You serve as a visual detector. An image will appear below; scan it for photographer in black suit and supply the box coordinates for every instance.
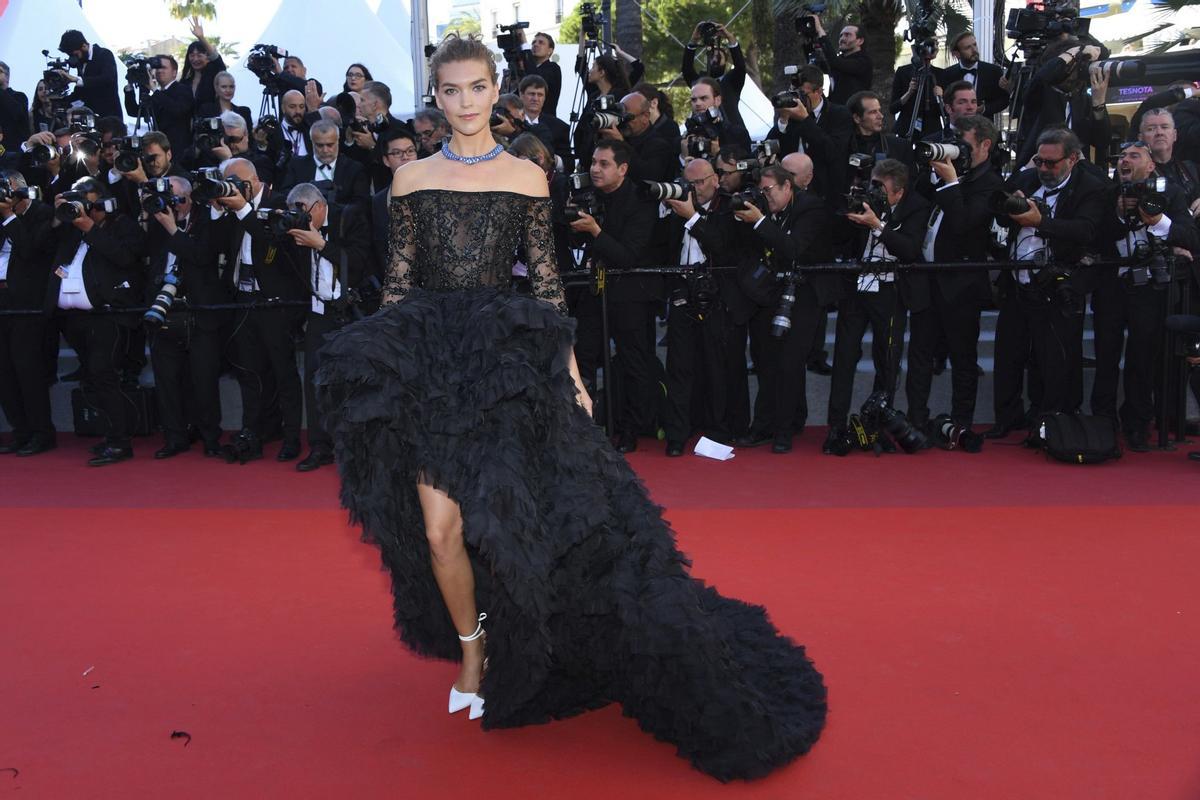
[0,170,55,456]
[520,75,572,173]
[907,114,1004,434]
[517,30,564,118]
[824,158,929,454]
[1139,107,1200,213]
[1091,141,1200,451]
[200,110,277,187]
[567,140,658,452]
[1014,39,1112,168]
[734,162,837,454]
[209,157,306,463]
[370,128,419,275]
[657,158,743,455]
[891,42,946,140]
[682,78,751,161]
[682,22,748,138]
[0,63,30,146]
[280,182,372,471]
[990,128,1108,437]
[843,92,913,183]
[277,119,368,207]
[46,176,145,465]
[809,16,873,106]
[591,91,680,183]
[124,55,194,155]
[938,33,1009,119]
[143,175,228,459]
[768,64,853,204]
[107,131,187,219]
[56,30,122,120]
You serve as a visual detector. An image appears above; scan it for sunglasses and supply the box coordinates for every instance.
[1120,140,1150,151]
[1032,155,1067,168]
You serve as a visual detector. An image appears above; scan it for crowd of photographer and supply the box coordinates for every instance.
[1,7,1199,467]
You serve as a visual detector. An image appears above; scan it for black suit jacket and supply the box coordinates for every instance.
[579,178,658,302]
[72,45,122,119]
[1002,165,1109,295]
[209,201,307,303]
[682,42,748,133]
[771,101,854,203]
[938,61,1010,118]
[1015,58,1109,167]
[195,101,253,131]
[890,63,946,139]
[626,117,682,183]
[748,192,840,310]
[816,41,873,106]
[658,193,751,318]
[45,213,145,320]
[848,190,932,311]
[1098,180,1200,262]
[0,87,31,145]
[527,115,573,174]
[125,81,195,156]
[143,212,231,330]
[275,202,373,312]
[520,54,564,119]
[0,202,54,310]
[927,162,1005,302]
[370,186,390,280]
[276,155,369,207]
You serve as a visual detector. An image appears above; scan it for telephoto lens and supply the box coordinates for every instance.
[989,190,1031,216]
[143,273,180,329]
[930,414,983,453]
[771,279,797,337]
[642,180,691,202]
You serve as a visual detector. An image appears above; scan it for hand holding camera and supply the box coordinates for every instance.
[567,210,601,237]
[1006,191,1043,228]
[54,194,94,233]
[846,203,883,231]
[285,217,326,251]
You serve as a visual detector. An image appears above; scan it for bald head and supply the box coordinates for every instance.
[281,90,306,126]
[781,153,814,190]
[619,92,651,137]
[683,157,717,205]
[221,157,261,197]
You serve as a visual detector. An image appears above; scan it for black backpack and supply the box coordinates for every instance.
[1034,412,1123,464]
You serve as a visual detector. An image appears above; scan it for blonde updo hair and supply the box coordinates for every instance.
[430,33,499,89]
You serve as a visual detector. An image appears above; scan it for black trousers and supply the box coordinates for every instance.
[827,284,905,428]
[149,317,223,447]
[664,297,740,443]
[303,311,345,451]
[568,286,603,392]
[230,294,303,442]
[61,313,132,448]
[748,284,821,437]
[1091,273,1167,434]
[610,299,660,437]
[905,282,984,428]
[0,306,54,445]
[993,286,1083,426]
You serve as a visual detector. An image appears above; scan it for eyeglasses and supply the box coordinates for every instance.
[387,147,417,158]
[1120,140,1150,151]
[415,129,436,139]
[346,71,365,79]
[1032,155,1066,168]
[225,135,244,144]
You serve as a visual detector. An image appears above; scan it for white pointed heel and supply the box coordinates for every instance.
[448,613,487,718]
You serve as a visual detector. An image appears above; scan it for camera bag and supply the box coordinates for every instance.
[1034,412,1121,464]
[71,386,159,438]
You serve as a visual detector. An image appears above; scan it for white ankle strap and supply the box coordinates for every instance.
[458,612,487,642]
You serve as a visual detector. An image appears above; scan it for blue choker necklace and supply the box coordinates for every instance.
[442,138,504,165]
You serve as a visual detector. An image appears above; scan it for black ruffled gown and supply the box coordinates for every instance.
[313,189,827,781]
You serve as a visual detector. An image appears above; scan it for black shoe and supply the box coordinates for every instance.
[614,432,637,453]
[276,440,302,461]
[1188,451,1200,462]
[983,424,1018,439]
[1126,430,1151,453]
[665,440,684,457]
[771,434,793,454]
[296,449,334,471]
[222,430,263,464]
[88,445,133,467]
[16,439,56,457]
[734,431,771,448]
[89,441,107,456]
[822,428,851,456]
[0,440,22,455]
[806,359,833,376]
[203,440,223,457]
[154,442,190,460]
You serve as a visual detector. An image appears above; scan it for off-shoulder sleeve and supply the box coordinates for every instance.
[524,197,569,316]
[382,195,418,306]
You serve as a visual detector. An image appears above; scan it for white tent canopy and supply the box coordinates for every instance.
[223,0,416,123]
[0,0,114,115]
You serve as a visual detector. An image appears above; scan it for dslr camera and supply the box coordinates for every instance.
[588,95,631,131]
[914,139,973,175]
[1119,176,1168,222]
[0,183,41,204]
[729,185,765,212]
[139,178,177,215]
[696,20,722,48]
[55,190,116,223]
[193,117,224,152]
[684,107,723,158]
[989,190,1050,219]
[113,135,146,173]
[845,182,888,216]
[190,168,251,203]
[257,207,313,240]
[562,173,601,223]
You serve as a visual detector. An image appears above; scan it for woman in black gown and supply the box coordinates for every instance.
[314,35,826,782]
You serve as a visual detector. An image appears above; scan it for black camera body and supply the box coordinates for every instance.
[845,183,888,216]
[563,174,601,224]
[670,268,719,312]
[696,20,721,48]
[684,108,723,157]
[0,184,41,204]
[729,185,765,213]
[257,208,312,239]
[496,21,530,56]
[113,135,145,173]
[193,117,223,152]
[580,2,604,45]
[1130,239,1174,286]
[191,168,250,203]
[989,190,1050,220]
[41,50,73,98]
[55,190,92,223]
[139,178,177,216]
[859,390,928,453]
[1119,176,1168,221]
[123,54,165,91]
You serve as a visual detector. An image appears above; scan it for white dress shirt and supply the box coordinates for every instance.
[1013,172,1070,283]
[315,156,336,182]
[310,227,341,314]
[859,206,898,291]
[0,215,15,280]
[56,239,93,310]
[283,122,308,157]
[678,199,716,266]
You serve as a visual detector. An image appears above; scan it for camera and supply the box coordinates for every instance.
[257,207,312,238]
[696,20,721,48]
[847,152,875,184]
[123,54,164,91]
[113,135,145,173]
[859,390,928,454]
[914,139,973,174]
[1130,240,1173,286]
[988,190,1050,219]
[191,168,250,203]
[0,185,41,203]
[929,414,983,453]
[1119,176,1168,220]
[247,44,287,80]
[670,269,719,311]
[685,107,722,139]
[771,276,798,338]
[139,178,177,215]
[41,50,73,98]
[144,272,181,329]
[26,142,61,166]
[54,190,91,223]
[1006,2,1091,59]
[771,90,802,110]
[580,2,603,44]
[729,186,765,212]
[845,182,888,216]
[751,139,781,165]
[563,175,601,223]
[642,179,692,202]
[496,21,530,55]
[193,117,223,152]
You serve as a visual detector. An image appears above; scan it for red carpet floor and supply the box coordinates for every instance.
[2,433,1200,799]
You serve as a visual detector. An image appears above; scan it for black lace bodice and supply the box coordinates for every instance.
[382,189,568,315]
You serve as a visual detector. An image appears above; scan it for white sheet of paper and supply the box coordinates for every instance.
[693,436,734,461]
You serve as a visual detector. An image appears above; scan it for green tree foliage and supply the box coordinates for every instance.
[447,8,482,37]
[164,0,216,21]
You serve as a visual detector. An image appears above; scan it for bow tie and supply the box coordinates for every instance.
[963,66,977,73]
[1042,186,1064,199]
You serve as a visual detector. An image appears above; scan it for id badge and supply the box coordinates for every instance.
[55,265,69,280]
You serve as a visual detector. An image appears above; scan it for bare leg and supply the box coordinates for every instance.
[417,482,485,694]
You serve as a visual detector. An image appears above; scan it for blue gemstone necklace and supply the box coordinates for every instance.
[442,137,505,165]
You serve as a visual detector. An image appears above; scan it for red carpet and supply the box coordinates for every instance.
[2,436,1200,799]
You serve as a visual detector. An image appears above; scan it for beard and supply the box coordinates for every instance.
[1037,169,1065,188]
